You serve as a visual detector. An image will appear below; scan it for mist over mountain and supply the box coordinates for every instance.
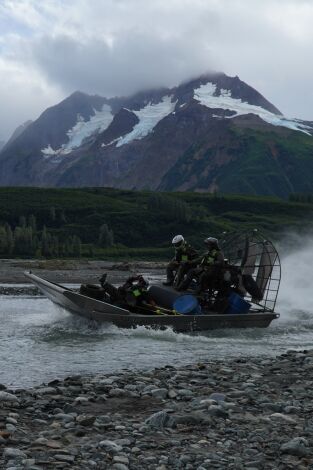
[0,72,312,197]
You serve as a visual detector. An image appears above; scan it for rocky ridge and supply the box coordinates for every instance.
[1,73,313,196]
[0,349,313,469]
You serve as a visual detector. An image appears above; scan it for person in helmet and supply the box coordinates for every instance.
[163,235,198,287]
[176,237,225,292]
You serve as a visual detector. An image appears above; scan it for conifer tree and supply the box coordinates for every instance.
[15,226,31,254]
[0,226,8,255]
[65,237,73,257]
[73,235,82,257]
[98,224,114,247]
[59,210,67,224]
[28,214,37,232]
[49,207,56,223]
[4,223,14,255]
[41,226,52,257]
[19,215,26,228]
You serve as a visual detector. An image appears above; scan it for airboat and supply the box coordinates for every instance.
[25,230,281,332]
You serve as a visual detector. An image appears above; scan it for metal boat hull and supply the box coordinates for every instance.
[25,272,279,332]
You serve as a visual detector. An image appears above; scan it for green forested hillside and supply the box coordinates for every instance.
[0,187,312,259]
[161,127,313,197]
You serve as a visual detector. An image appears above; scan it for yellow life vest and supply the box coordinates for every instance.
[132,288,142,297]
[176,242,189,262]
[201,249,218,266]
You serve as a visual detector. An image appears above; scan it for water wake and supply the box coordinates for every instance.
[277,233,313,319]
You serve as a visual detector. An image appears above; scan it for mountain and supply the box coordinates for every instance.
[0,72,313,197]
[3,120,33,150]
[0,141,5,152]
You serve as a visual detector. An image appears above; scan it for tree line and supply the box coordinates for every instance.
[0,213,115,258]
[0,217,82,258]
[0,195,192,258]
[2,187,311,259]
[147,193,192,222]
[289,193,313,204]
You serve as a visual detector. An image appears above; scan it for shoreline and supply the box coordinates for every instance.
[0,350,312,469]
[0,259,166,285]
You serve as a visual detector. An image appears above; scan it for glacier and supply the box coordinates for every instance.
[115,96,177,148]
[41,83,312,160]
[42,104,114,157]
[194,83,312,136]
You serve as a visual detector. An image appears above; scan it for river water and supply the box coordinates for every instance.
[1,240,313,388]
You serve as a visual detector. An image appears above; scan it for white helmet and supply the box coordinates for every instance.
[172,234,184,247]
[204,237,219,247]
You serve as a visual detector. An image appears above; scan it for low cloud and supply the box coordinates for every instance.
[31,32,215,97]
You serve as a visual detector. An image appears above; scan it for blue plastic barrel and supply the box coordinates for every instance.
[225,292,251,315]
[173,294,201,315]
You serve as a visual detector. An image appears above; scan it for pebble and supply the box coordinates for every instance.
[270,413,297,424]
[112,464,129,470]
[150,388,168,399]
[280,437,309,456]
[0,391,19,403]
[0,349,312,469]
[3,448,27,459]
[76,414,96,426]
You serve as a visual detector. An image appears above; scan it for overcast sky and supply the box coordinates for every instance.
[0,0,313,141]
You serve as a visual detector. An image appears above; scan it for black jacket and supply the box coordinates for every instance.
[174,243,198,263]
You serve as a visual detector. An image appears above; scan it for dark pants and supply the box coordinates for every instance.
[178,265,222,292]
[165,261,179,285]
[166,261,195,287]
[102,282,125,303]
[177,266,204,291]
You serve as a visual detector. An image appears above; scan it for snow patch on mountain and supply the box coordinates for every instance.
[115,96,176,147]
[42,104,113,157]
[194,83,312,135]
[101,138,119,148]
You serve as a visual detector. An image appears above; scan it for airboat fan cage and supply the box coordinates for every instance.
[221,229,281,313]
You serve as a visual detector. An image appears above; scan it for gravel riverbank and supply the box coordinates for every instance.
[0,258,166,296]
[1,349,312,469]
[0,259,166,285]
